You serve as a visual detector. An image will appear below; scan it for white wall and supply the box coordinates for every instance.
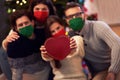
[95,0,120,25]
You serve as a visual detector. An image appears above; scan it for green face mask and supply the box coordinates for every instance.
[19,25,34,38]
[69,17,85,31]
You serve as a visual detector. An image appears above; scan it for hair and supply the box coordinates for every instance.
[9,9,33,31]
[45,15,66,68]
[45,15,65,38]
[29,0,56,17]
[64,2,83,14]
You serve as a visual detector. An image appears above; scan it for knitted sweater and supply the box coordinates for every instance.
[42,36,87,80]
[69,20,120,74]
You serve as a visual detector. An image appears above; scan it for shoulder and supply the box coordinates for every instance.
[88,20,112,34]
[72,36,83,41]
[93,21,110,30]
[71,36,83,45]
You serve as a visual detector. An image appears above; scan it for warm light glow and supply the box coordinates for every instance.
[22,0,27,4]
[20,2,23,6]
[12,9,16,12]
[7,8,11,13]
[53,0,57,2]
[16,0,20,4]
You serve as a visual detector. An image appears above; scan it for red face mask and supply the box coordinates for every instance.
[34,11,49,23]
[52,28,66,37]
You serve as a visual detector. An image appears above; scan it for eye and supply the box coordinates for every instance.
[17,23,23,28]
[34,8,40,11]
[56,26,61,30]
[41,8,48,11]
[51,30,55,34]
[24,21,29,25]
[66,12,83,19]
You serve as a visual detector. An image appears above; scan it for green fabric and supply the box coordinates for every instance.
[69,17,84,31]
[19,25,34,38]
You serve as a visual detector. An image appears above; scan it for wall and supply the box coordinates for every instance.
[95,0,120,25]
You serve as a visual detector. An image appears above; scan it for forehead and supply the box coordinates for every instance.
[50,22,59,29]
[16,16,30,25]
[34,3,48,9]
[65,7,82,16]
[50,22,62,30]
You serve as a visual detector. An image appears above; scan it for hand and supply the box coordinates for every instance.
[70,38,77,50]
[105,72,115,80]
[40,45,53,60]
[2,31,19,50]
[6,31,19,43]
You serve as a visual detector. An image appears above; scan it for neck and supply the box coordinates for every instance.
[29,33,35,39]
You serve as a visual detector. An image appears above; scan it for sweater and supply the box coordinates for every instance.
[7,28,45,58]
[69,20,120,74]
[42,36,87,80]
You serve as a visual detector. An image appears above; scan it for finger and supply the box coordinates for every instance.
[40,46,46,51]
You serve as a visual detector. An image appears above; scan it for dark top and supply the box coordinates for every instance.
[7,28,46,58]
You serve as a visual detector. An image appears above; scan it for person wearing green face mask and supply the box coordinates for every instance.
[18,25,34,38]
[2,10,51,80]
[64,2,120,80]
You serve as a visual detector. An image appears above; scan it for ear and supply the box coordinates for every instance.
[65,18,69,26]
[82,13,86,20]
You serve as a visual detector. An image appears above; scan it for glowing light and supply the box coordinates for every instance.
[12,9,16,12]
[16,0,20,4]
[20,2,23,6]
[53,0,57,2]
[22,0,27,4]
[7,8,11,13]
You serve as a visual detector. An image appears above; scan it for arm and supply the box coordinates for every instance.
[2,30,19,50]
[95,21,120,79]
[72,36,85,57]
[105,72,115,80]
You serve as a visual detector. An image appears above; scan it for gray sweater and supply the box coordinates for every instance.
[70,20,120,74]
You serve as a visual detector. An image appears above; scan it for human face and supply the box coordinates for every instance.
[50,22,64,36]
[16,16,34,31]
[33,3,49,12]
[65,7,84,24]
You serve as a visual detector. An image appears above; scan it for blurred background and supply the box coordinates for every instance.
[0,0,120,46]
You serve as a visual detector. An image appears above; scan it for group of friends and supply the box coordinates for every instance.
[0,0,120,80]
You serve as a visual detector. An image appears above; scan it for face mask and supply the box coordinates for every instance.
[19,25,34,38]
[52,28,66,37]
[34,11,49,23]
[69,17,85,31]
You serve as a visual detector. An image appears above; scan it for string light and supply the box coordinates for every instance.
[20,2,23,6]
[7,8,11,13]
[12,9,16,12]
[16,0,20,4]
[22,0,27,4]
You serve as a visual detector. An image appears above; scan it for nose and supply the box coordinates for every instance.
[72,15,76,19]
[23,24,27,27]
[54,30,59,34]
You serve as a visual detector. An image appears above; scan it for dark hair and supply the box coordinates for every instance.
[45,15,65,38]
[10,9,33,30]
[29,0,56,16]
[64,2,83,13]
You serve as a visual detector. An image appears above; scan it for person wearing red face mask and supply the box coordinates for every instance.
[40,15,87,80]
[2,0,56,80]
